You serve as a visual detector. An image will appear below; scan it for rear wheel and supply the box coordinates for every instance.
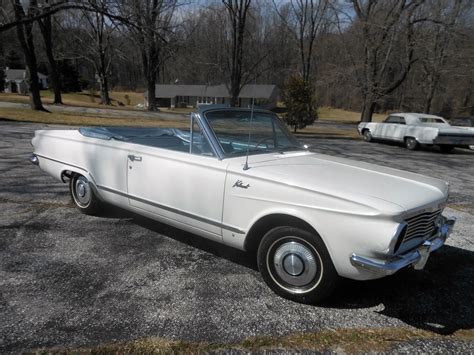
[69,174,102,215]
[363,130,373,142]
[257,226,339,304]
[405,137,419,151]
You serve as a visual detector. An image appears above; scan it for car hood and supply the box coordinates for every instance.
[228,151,448,215]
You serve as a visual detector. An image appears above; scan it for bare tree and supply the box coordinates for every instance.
[338,0,425,122]
[119,0,178,111]
[274,0,332,82]
[38,10,62,104]
[76,1,116,105]
[223,0,251,107]
[418,0,463,113]
[11,0,46,111]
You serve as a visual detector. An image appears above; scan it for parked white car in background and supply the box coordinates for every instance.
[358,112,474,152]
[30,106,456,303]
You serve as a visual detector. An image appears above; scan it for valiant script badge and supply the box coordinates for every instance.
[233,180,250,189]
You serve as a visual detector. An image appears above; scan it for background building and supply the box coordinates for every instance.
[3,68,48,94]
[146,84,279,109]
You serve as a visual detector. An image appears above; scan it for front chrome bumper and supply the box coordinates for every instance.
[350,216,456,276]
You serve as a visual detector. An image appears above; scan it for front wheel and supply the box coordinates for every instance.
[69,174,102,215]
[363,130,373,142]
[257,226,339,304]
[405,137,419,150]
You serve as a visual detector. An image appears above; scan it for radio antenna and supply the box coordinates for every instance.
[243,94,256,171]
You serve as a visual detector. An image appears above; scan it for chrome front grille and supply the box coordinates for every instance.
[404,209,441,242]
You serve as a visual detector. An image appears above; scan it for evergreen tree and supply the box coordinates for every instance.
[5,50,23,69]
[58,60,81,93]
[282,75,318,132]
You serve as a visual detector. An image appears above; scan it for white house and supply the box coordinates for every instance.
[3,68,48,94]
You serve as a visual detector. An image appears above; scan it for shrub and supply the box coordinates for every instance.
[282,75,318,132]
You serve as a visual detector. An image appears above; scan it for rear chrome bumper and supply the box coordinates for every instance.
[350,216,456,276]
[434,135,474,145]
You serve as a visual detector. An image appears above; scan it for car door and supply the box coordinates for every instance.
[126,122,226,240]
[376,116,406,140]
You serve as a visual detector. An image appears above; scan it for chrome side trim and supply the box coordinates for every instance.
[34,154,88,173]
[351,216,455,275]
[96,184,245,234]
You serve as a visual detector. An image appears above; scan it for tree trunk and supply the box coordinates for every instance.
[12,0,46,111]
[97,53,111,105]
[38,15,62,104]
[224,0,250,107]
[147,78,157,111]
[360,96,376,122]
[230,77,240,107]
[143,42,159,111]
[98,73,111,105]
[423,71,439,114]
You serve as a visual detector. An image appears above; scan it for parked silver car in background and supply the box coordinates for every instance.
[358,113,474,152]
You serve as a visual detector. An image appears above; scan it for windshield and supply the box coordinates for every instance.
[204,110,301,157]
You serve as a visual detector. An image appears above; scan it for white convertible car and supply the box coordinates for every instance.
[358,112,474,152]
[30,106,456,303]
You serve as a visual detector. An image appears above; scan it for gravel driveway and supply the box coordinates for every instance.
[0,121,472,353]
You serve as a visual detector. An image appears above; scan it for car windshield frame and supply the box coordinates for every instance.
[201,108,302,159]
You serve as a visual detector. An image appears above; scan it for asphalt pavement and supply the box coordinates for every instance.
[0,121,473,353]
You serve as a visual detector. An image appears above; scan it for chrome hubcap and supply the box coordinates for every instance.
[74,177,91,206]
[273,241,317,287]
[283,254,304,276]
[78,184,86,197]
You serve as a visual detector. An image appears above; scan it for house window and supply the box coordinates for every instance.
[197,96,214,105]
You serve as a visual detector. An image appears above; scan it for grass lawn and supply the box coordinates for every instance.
[0,106,360,139]
[43,327,473,353]
[0,93,369,139]
[318,106,386,122]
[0,92,387,121]
[0,90,145,110]
[0,107,189,129]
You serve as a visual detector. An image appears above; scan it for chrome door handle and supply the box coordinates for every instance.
[128,154,142,162]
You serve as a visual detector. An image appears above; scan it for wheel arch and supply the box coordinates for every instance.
[60,168,103,199]
[244,213,321,255]
[60,168,92,183]
[403,135,423,144]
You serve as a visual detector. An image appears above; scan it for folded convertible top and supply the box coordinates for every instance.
[79,126,180,141]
